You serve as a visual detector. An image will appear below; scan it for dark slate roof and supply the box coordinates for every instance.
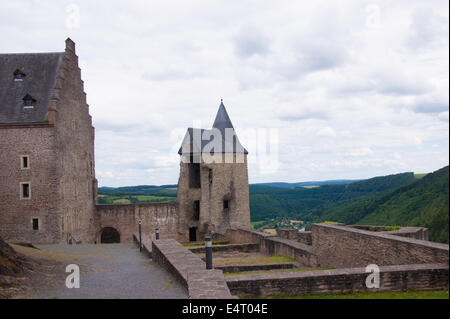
[0,52,64,124]
[178,101,248,155]
[212,100,234,131]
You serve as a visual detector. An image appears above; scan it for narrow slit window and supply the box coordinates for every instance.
[21,183,30,199]
[223,200,229,209]
[32,218,39,230]
[21,156,29,169]
[193,200,200,221]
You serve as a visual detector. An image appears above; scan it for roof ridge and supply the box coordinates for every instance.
[0,52,64,56]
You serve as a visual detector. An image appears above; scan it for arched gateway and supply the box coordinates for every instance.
[100,227,120,243]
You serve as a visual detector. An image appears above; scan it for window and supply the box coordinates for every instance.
[21,156,29,169]
[208,168,213,184]
[193,200,200,221]
[223,200,229,209]
[21,183,30,199]
[22,94,36,109]
[13,69,26,81]
[32,218,39,230]
[188,163,201,188]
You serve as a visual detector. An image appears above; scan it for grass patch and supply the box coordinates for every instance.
[10,244,75,263]
[113,198,131,204]
[224,267,334,276]
[382,226,401,231]
[182,241,229,248]
[252,290,449,299]
[414,173,428,179]
[214,255,296,265]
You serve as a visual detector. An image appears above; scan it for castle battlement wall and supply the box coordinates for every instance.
[312,223,449,268]
[95,202,180,243]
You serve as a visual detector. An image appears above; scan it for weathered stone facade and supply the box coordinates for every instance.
[176,103,251,242]
[96,202,180,243]
[312,223,449,268]
[0,39,97,244]
[1,40,252,244]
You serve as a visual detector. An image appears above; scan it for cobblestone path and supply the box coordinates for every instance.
[29,243,188,299]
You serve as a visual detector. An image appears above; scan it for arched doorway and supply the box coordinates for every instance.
[101,227,120,243]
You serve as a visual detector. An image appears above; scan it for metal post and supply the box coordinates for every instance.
[155,228,160,240]
[205,236,212,269]
[138,220,142,252]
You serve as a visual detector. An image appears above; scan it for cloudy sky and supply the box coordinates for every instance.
[1,0,448,186]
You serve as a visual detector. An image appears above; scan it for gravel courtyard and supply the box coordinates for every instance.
[26,243,187,299]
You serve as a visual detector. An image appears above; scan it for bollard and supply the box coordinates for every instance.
[205,236,212,269]
[138,220,142,252]
[155,228,160,240]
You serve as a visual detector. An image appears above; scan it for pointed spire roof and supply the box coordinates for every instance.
[178,99,248,155]
[212,99,234,131]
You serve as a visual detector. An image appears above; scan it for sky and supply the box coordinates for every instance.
[1,0,448,186]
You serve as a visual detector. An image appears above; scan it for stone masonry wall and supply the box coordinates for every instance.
[312,223,449,268]
[226,228,318,267]
[177,153,251,241]
[226,263,449,297]
[152,239,234,298]
[95,202,180,243]
[0,125,59,243]
[277,229,312,245]
[53,39,97,243]
[348,225,429,240]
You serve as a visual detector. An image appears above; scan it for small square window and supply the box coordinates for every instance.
[21,183,30,199]
[21,156,29,169]
[32,218,39,230]
[223,200,229,209]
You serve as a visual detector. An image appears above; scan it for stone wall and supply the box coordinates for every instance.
[312,223,449,268]
[264,237,318,267]
[95,202,180,243]
[226,263,449,297]
[0,125,59,243]
[53,39,97,244]
[177,153,251,241]
[152,239,235,298]
[277,229,312,245]
[348,225,429,240]
[0,39,97,244]
[226,228,318,267]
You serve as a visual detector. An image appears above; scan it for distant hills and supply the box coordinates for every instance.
[248,172,417,222]
[356,166,448,243]
[98,166,449,243]
[287,166,448,243]
[252,180,361,188]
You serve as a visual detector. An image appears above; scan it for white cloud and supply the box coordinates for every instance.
[316,127,337,138]
[1,0,448,185]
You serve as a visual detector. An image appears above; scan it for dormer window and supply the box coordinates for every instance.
[13,69,26,81]
[23,94,36,109]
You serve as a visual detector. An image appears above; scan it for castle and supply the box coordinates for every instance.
[0,39,250,244]
[1,39,448,298]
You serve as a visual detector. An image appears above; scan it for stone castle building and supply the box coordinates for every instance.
[0,39,97,244]
[0,39,250,244]
[177,101,251,241]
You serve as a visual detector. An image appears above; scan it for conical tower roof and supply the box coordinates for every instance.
[212,99,234,131]
[178,100,248,155]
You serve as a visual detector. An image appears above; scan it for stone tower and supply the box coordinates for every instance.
[0,39,97,244]
[177,101,251,241]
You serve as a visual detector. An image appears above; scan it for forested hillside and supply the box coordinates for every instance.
[356,166,449,243]
[249,172,416,221]
[97,167,449,243]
